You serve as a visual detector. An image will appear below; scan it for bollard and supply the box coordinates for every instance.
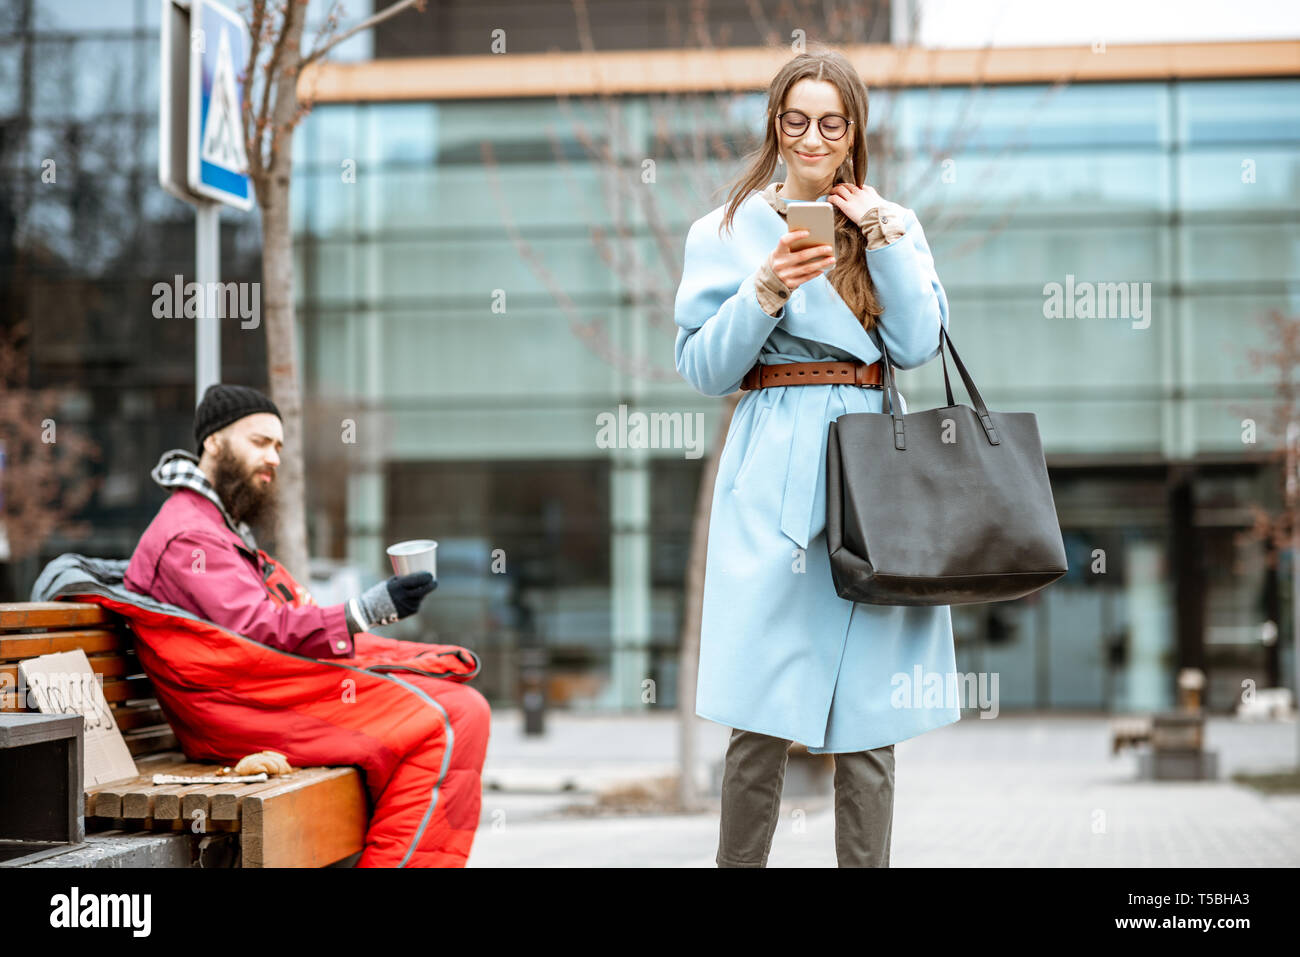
[1177,667,1206,712]
[518,641,547,736]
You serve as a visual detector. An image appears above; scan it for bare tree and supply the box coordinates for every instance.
[238,0,427,582]
[0,322,100,573]
[1236,308,1300,766]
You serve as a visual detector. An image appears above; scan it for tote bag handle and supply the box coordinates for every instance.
[870,323,1000,451]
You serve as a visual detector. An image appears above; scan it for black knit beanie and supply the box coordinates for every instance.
[194,384,282,452]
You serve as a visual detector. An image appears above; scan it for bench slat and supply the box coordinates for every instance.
[182,780,263,822]
[88,758,225,819]
[173,771,336,825]
[210,775,302,822]
[0,603,111,629]
[111,705,166,732]
[0,629,125,658]
[84,752,182,801]
[117,764,222,819]
[0,670,156,712]
[98,676,155,704]
[123,726,178,757]
[241,767,368,868]
[0,656,130,687]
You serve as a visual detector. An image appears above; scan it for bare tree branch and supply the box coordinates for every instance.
[258,3,294,177]
[242,0,268,194]
[301,0,426,68]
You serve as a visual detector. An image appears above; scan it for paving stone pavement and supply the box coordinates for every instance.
[468,710,1300,867]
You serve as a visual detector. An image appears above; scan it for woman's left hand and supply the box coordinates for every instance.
[826,183,888,225]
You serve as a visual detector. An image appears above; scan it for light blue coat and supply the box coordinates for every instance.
[673,187,961,753]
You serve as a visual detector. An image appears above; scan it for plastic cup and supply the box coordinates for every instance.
[386,539,438,579]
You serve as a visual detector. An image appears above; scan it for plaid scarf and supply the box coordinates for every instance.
[150,449,259,552]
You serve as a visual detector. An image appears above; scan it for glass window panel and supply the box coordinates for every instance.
[1178,148,1300,212]
[56,118,132,175]
[71,37,136,118]
[652,90,766,141]
[433,97,616,165]
[30,37,75,117]
[1190,396,1276,454]
[1178,80,1300,146]
[634,159,735,236]
[902,149,1171,214]
[304,1,375,63]
[30,37,136,118]
[373,235,619,301]
[289,167,310,234]
[937,297,1166,393]
[362,168,440,233]
[965,600,1040,709]
[930,224,1168,288]
[298,105,362,171]
[37,0,139,33]
[0,42,19,117]
[890,83,1168,153]
[1043,399,1168,454]
[298,166,362,236]
[1187,294,1292,387]
[142,177,187,223]
[387,403,618,459]
[135,34,157,113]
[1181,222,1300,284]
[138,120,158,173]
[308,310,352,390]
[364,102,437,166]
[1046,583,1109,708]
[382,458,610,707]
[377,304,617,400]
[140,0,162,29]
[359,162,622,233]
[309,241,358,304]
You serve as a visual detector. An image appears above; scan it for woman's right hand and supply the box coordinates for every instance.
[768,229,835,291]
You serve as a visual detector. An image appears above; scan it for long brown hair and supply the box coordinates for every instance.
[719,48,881,333]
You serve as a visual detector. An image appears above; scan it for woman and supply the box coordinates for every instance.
[672,49,959,868]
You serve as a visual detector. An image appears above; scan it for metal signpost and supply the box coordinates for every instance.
[159,0,253,406]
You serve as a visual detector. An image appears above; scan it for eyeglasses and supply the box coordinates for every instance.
[777,109,853,141]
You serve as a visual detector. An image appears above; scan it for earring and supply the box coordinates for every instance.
[776,153,784,165]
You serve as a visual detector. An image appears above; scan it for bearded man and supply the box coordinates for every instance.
[122,384,489,867]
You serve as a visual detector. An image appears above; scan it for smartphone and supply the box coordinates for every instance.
[786,201,836,259]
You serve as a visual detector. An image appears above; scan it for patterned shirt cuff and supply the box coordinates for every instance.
[754,260,791,317]
[856,203,908,250]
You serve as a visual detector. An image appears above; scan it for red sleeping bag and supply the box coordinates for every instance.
[35,552,490,868]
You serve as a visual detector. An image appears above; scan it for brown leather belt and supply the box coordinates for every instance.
[739,359,886,391]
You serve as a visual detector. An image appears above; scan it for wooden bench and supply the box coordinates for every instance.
[0,601,368,867]
[1110,715,1153,755]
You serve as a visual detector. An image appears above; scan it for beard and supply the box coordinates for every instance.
[210,442,279,531]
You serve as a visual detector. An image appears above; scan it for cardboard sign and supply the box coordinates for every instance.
[19,650,138,786]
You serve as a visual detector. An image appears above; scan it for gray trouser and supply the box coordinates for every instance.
[716,727,895,867]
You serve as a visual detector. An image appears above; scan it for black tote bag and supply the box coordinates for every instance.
[825,325,1068,605]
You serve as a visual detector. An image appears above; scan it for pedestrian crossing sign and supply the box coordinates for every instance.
[187,0,253,210]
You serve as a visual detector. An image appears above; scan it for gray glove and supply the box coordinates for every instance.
[347,572,436,633]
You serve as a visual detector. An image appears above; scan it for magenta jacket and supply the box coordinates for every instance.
[125,487,354,659]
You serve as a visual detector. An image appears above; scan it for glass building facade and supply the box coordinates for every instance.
[289,79,1297,713]
[0,0,268,574]
[1,0,1295,715]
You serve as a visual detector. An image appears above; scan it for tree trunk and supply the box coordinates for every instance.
[258,5,310,584]
[676,391,740,811]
